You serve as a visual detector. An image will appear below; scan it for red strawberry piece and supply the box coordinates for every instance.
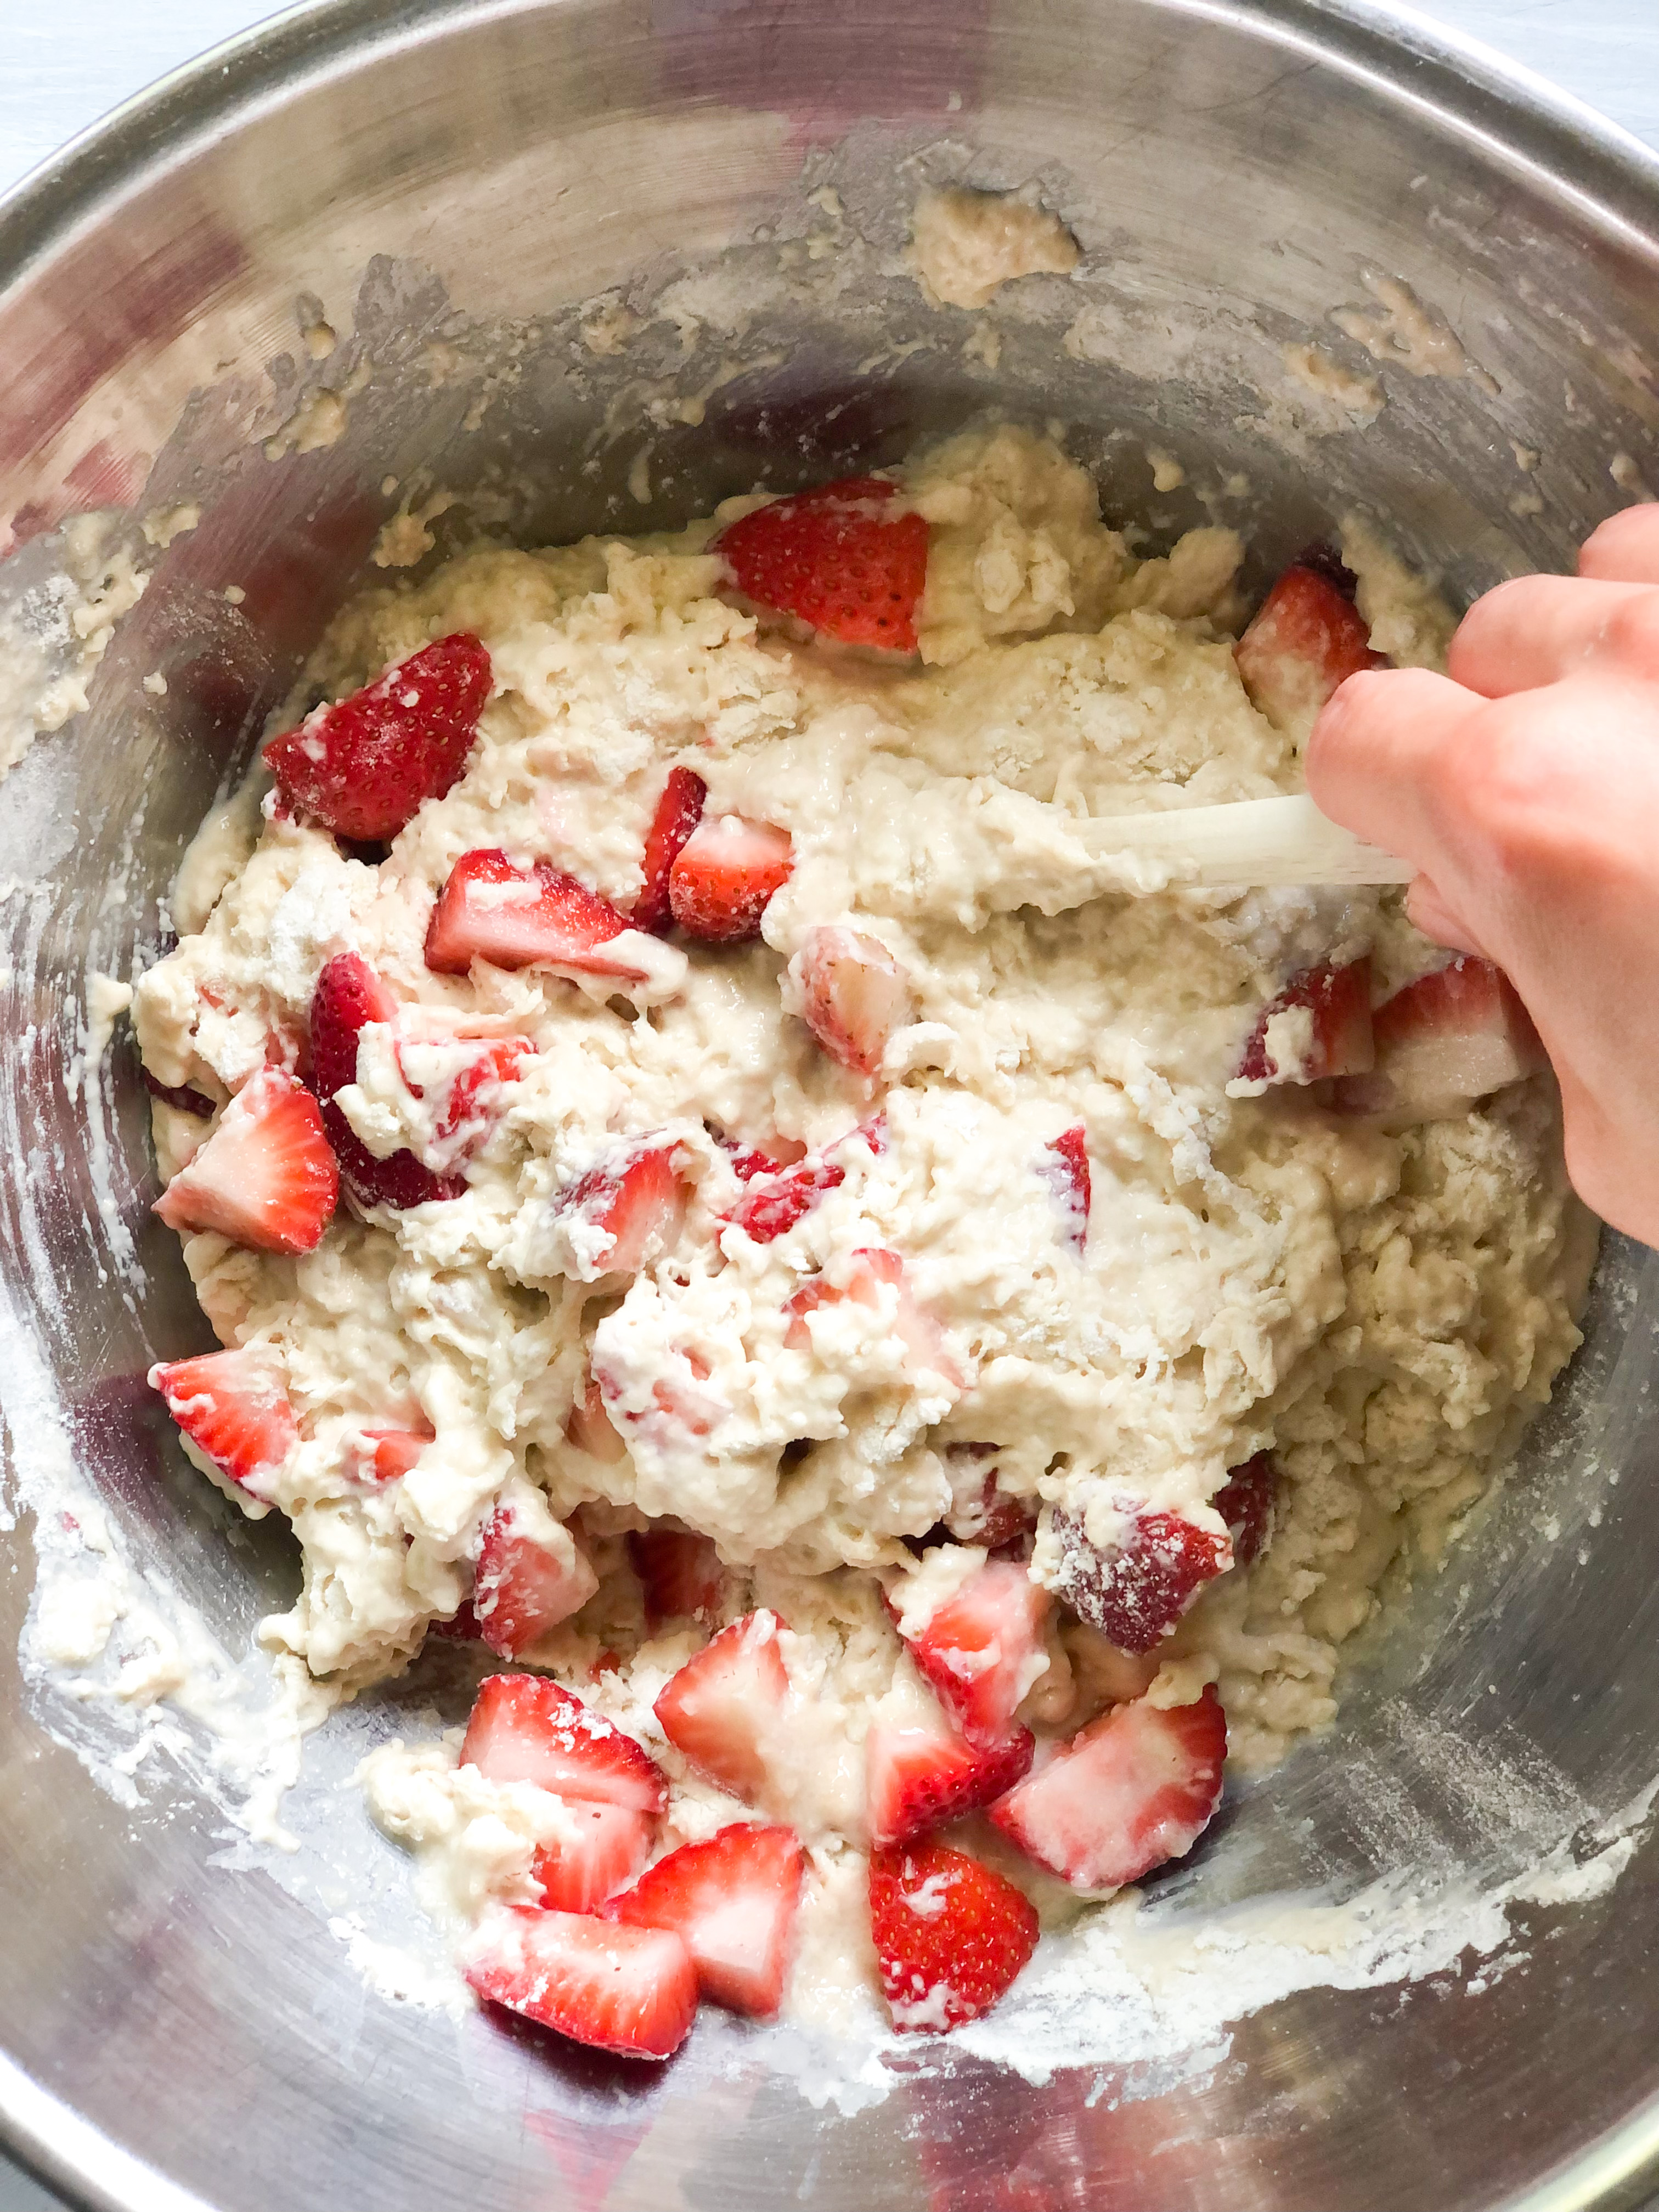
[635,766,708,934]
[717,477,930,652]
[865,1691,1034,1850]
[1234,565,1383,729]
[424,848,649,981]
[149,1346,297,1492]
[531,1802,656,1915]
[721,1155,845,1243]
[1335,955,1548,1120]
[308,953,461,1211]
[354,1426,433,1482]
[653,1610,789,1802]
[566,1372,628,1463]
[460,1673,668,1813]
[609,1822,804,2017]
[714,1129,809,1180]
[309,950,397,1096]
[462,1908,696,2061]
[552,1142,689,1280]
[264,633,492,841]
[668,815,794,944]
[153,1066,338,1253]
[1039,1125,1091,1255]
[901,1559,1050,1750]
[1050,1504,1231,1654]
[475,1500,600,1658]
[429,1600,481,1641]
[869,1838,1039,2034]
[990,1686,1227,1891]
[785,1247,960,1385]
[1214,1452,1277,1568]
[142,1071,215,1118]
[1237,956,1374,1085]
[433,1038,531,1149]
[938,1444,1037,1553]
[795,926,913,1075]
[628,1527,724,1630]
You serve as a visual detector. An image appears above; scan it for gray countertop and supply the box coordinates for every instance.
[2,2,1657,2208]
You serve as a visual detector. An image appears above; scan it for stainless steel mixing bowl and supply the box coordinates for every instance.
[6,2,1659,2205]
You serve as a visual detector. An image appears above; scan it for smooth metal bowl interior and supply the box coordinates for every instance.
[5,2,1659,2207]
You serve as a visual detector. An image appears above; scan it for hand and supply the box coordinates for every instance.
[1305,506,1659,1244]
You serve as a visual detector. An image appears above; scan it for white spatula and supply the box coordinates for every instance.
[1077,793,1413,890]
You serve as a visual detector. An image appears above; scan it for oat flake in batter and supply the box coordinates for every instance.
[132,425,1595,2055]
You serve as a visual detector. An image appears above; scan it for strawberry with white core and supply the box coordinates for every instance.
[153,1067,337,1252]
[473,1483,600,1658]
[653,1610,789,1802]
[990,1686,1227,1891]
[1335,955,1548,1121]
[463,1909,696,2059]
[459,1673,668,1813]
[149,1346,297,1497]
[792,926,914,1075]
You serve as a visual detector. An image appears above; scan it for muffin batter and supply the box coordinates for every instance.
[132,424,1594,2042]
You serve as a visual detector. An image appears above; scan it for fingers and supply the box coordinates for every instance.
[1579,503,1659,585]
[1446,573,1656,697]
[1305,666,1481,868]
[1404,875,1488,958]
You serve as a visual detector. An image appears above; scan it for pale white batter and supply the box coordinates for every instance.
[131,422,1594,2021]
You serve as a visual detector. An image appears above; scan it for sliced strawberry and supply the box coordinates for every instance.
[310,951,397,1096]
[531,1802,656,1915]
[990,1686,1227,1891]
[668,816,793,944]
[608,1822,803,2016]
[937,1444,1037,1553]
[1050,1504,1231,1654]
[1237,956,1374,1085]
[309,953,461,1211]
[353,1426,433,1482]
[433,1037,531,1149]
[870,1839,1039,2034]
[722,1155,845,1243]
[1214,1452,1276,1568]
[1040,1125,1091,1255]
[551,1142,688,1280]
[866,1692,1034,1850]
[628,1527,723,1630]
[635,766,707,934]
[717,477,929,652]
[566,1372,628,1463]
[462,1908,696,2060]
[460,1673,668,1813]
[424,848,649,981]
[902,1559,1049,1749]
[153,1066,338,1253]
[149,1346,297,1491]
[475,1499,600,1658]
[429,1600,482,1641]
[1234,565,1383,730]
[795,926,913,1075]
[715,1128,809,1180]
[264,633,492,840]
[653,1610,789,1801]
[785,1247,960,1385]
[1336,955,1548,1120]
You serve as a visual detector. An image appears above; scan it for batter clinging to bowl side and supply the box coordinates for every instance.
[132,424,1594,2055]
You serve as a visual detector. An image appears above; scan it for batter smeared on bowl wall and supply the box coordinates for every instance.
[133,424,1595,2055]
